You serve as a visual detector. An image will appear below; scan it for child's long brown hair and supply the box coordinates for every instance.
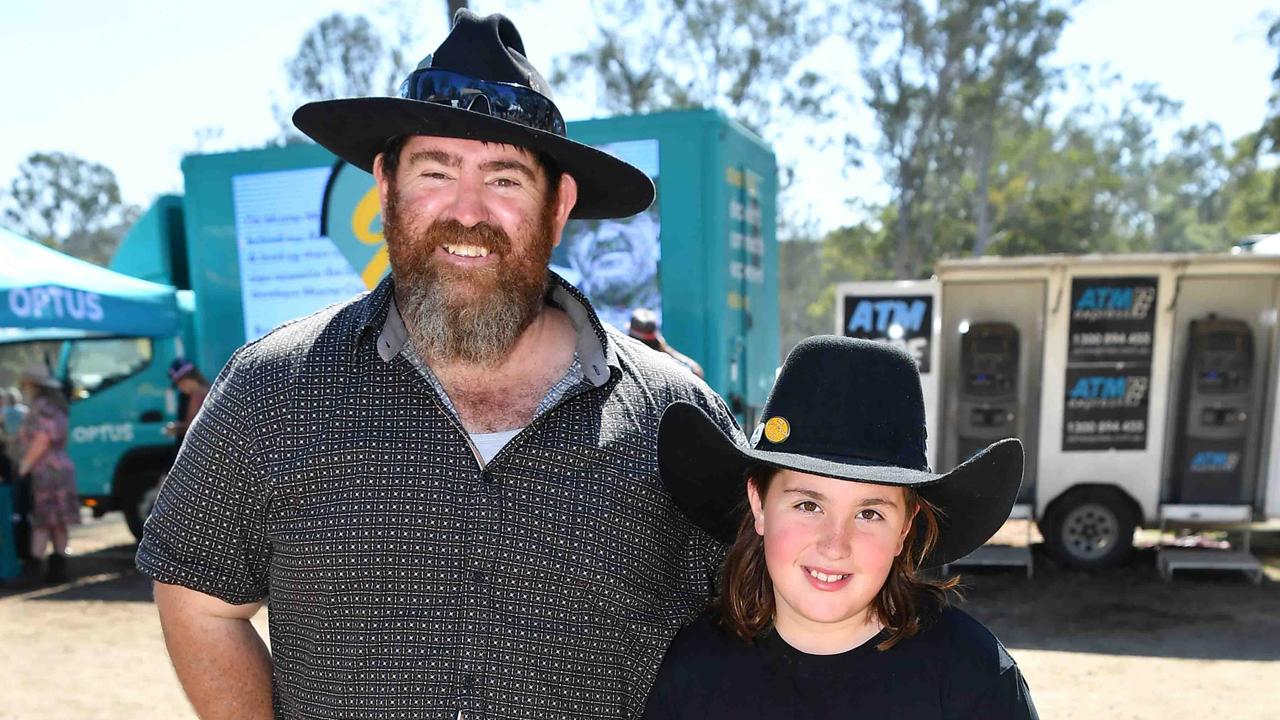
[718,466,959,651]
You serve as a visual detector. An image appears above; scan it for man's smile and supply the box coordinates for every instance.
[442,243,492,258]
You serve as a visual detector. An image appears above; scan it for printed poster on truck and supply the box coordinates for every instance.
[1062,276,1157,451]
[841,294,933,373]
[1066,276,1157,363]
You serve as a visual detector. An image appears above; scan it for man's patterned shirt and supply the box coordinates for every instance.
[136,274,740,719]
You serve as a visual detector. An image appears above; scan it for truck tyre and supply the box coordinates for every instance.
[1042,487,1136,570]
[122,473,165,542]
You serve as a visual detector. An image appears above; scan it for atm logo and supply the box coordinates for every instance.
[846,299,929,335]
[1072,284,1156,321]
[1066,375,1148,408]
[1189,451,1240,473]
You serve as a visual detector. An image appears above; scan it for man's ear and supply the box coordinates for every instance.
[549,172,579,249]
[373,152,391,208]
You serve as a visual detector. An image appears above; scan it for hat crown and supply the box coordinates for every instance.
[757,336,928,471]
[424,10,552,98]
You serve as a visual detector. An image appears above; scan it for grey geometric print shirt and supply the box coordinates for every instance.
[137,273,741,720]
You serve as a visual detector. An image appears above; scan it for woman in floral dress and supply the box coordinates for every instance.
[17,365,78,583]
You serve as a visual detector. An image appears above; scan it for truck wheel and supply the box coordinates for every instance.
[123,474,165,542]
[1042,487,1136,570]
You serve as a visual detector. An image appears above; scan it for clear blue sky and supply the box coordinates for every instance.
[1,0,1275,234]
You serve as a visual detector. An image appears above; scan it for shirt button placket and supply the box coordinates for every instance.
[463,466,497,717]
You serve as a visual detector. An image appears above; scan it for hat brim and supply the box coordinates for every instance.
[657,401,1024,567]
[293,97,655,220]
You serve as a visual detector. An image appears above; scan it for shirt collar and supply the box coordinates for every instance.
[361,271,616,387]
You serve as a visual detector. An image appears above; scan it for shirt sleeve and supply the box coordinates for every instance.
[135,349,272,605]
[953,663,1040,720]
[940,610,1040,720]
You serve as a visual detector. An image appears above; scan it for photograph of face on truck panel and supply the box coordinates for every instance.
[839,252,1280,571]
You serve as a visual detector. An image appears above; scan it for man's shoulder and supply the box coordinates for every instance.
[607,328,740,434]
[607,327,704,393]
[224,290,378,382]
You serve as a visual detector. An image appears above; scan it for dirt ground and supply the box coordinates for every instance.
[2,513,1278,720]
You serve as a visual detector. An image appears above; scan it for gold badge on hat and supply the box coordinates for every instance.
[763,416,791,444]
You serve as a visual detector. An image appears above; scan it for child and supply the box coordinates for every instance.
[645,336,1037,719]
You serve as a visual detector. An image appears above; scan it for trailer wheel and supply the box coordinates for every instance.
[1042,487,1136,570]
[122,473,165,542]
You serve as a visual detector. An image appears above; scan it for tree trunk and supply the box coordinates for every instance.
[445,0,468,23]
[971,118,995,257]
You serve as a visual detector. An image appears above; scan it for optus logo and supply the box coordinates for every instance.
[9,286,103,323]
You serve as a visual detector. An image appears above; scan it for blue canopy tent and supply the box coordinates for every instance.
[0,227,179,343]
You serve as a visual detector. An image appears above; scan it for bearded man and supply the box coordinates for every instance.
[136,11,738,720]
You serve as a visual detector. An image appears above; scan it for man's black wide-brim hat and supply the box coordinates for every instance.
[293,10,653,220]
[659,336,1024,568]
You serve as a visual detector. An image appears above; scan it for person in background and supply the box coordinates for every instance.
[0,388,21,484]
[163,359,210,442]
[16,365,78,584]
[628,307,705,378]
[645,336,1037,719]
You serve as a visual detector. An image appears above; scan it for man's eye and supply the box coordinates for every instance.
[421,171,449,180]
[492,177,520,188]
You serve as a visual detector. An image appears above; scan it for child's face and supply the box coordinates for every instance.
[748,469,913,648]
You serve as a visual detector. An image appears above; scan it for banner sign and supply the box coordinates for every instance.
[1062,367,1151,450]
[232,167,367,342]
[1062,276,1157,451]
[1066,276,1157,363]
[841,294,933,373]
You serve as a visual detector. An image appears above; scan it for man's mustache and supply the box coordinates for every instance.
[421,218,514,256]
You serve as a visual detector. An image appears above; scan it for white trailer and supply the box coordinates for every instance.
[838,254,1280,574]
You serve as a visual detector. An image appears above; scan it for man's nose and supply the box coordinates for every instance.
[445,175,488,227]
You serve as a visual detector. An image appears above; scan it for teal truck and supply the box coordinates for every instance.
[53,109,780,539]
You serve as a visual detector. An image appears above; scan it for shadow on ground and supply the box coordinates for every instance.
[957,541,1280,663]
[5,522,1279,665]
[1,541,153,603]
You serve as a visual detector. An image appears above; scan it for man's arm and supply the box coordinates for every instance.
[154,582,272,720]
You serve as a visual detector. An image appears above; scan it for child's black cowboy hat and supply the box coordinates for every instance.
[293,10,653,220]
[659,335,1024,568]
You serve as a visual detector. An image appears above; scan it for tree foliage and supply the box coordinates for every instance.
[851,0,1071,277]
[2,152,139,266]
[1253,17,1280,203]
[275,11,419,140]
[551,0,832,137]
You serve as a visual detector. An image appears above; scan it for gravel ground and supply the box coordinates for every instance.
[2,513,1277,719]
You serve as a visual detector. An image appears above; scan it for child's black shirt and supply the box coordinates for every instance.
[641,607,1038,719]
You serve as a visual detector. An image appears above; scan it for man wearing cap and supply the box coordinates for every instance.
[137,11,738,720]
[627,308,704,379]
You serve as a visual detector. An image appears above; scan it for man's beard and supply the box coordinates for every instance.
[385,186,556,366]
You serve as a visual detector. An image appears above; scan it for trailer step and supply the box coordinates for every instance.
[943,504,1036,578]
[945,545,1035,578]
[1156,548,1263,584]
